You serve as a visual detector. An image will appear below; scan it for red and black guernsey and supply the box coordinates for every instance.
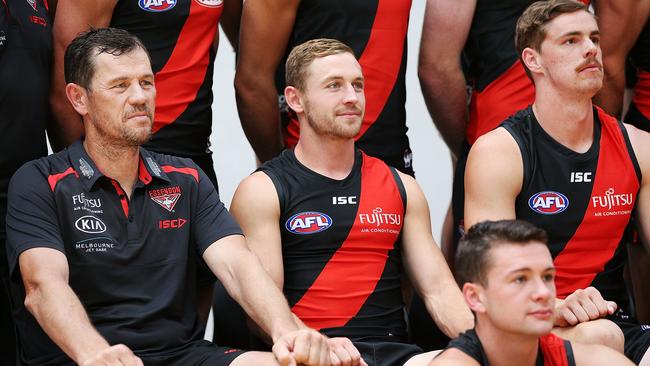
[110,0,222,158]
[503,106,641,310]
[447,329,576,366]
[5,140,241,365]
[276,0,414,175]
[626,20,650,131]
[464,0,591,144]
[259,149,409,341]
[0,0,51,234]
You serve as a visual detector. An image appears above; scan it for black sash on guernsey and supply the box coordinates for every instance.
[447,329,576,366]
[110,0,222,159]
[502,106,641,311]
[276,0,413,174]
[259,150,409,341]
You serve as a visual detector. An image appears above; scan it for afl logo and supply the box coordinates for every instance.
[285,212,333,235]
[139,0,177,12]
[528,191,569,215]
[75,216,107,234]
[194,0,223,7]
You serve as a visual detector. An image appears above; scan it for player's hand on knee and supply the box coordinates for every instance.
[554,287,617,326]
[80,344,143,366]
[272,328,330,366]
[327,337,368,366]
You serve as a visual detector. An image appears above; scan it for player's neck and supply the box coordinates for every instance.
[476,322,540,366]
[294,137,356,180]
[83,136,140,198]
[532,91,595,153]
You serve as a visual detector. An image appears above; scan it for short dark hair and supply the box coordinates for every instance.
[515,0,590,80]
[64,27,150,89]
[455,220,548,287]
[285,38,355,91]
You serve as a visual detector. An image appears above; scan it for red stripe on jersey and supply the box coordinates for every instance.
[48,167,78,191]
[292,154,404,330]
[355,0,411,139]
[110,180,129,218]
[632,71,650,121]
[152,2,222,133]
[138,158,153,185]
[467,61,535,144]
[553,108,639,298]
[540,334,571,366]
[162,165,199,183]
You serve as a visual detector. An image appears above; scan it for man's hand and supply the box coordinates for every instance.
[272,328,330,366]
[554,287,617,327]
[79,344,143,366]
[327,337,368,366]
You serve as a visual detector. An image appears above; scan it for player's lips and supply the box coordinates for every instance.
[529,308,553,319]
[336,109,362,117]
[576,62,602,73]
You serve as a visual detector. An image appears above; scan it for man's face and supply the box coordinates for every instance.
[300,52,365,139]
[475,242,556,337]
[84,47,156,146]
[536,10,603,96]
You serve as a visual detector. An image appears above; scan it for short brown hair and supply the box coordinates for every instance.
[455,220,548,287]
[515,0,590,80]
[285,38,355,91]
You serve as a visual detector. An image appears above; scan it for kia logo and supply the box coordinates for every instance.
[75,216,107,234]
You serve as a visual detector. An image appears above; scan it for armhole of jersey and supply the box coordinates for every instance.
[501,122,530,197]
[618,121,643,183]
[564,340,576,366]
[259,169,287,214]
[389,167,407,210]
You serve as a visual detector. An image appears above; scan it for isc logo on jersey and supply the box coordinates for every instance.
[285,212,332,235]
[139,0,177,12]
[528,191,569,215]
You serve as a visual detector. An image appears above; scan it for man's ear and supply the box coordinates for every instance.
[522,47,543,76]
[284,86,304,114]
[65,83,89,116]
[463,282,487,314]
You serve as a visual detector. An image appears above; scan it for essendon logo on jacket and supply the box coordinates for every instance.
[139,0,177,12]
[149,186,181,212]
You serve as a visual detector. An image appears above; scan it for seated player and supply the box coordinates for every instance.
[431,220,633,366]
[230,38,474,366]
[5,28,330,366]
[464,1,650,363]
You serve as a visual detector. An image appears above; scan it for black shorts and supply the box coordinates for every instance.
[608,310,650,364]
[353,341,423,366]
[139,340,246,366]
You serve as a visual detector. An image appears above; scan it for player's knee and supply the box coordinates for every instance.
[570,320,624,352]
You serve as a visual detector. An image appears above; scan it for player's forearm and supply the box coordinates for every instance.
[223,249,299,341]
[418,66,468,158]
[235,77,285,162]
[49,49,84,151]
[24,280,110,363]
[423,284,474,338]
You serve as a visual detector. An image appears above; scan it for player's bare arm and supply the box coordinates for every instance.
[418,0,476,159]
[627,123,650,254]
[50,0,117,151]
[463,127,523,229]
[235,0,300,162]
[220,0,243,51]
[593,0,650,117]
[399,172,474,338]
[20,248,142,366]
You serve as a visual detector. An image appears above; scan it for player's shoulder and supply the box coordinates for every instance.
[430,347,481,366]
